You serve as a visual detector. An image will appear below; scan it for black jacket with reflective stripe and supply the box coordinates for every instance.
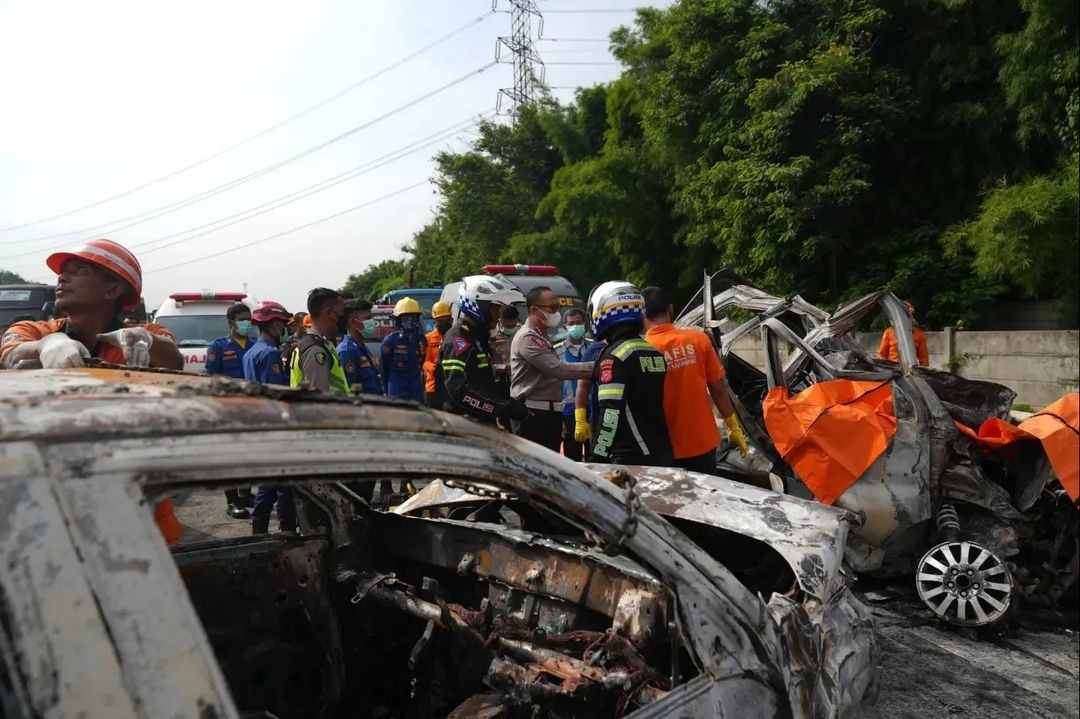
[587,336,674,466]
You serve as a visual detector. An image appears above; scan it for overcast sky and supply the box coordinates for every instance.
[0,0,670,312]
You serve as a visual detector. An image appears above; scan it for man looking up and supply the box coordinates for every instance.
[642,286,749,475]
[0,238,182,371]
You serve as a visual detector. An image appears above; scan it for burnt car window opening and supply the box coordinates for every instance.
[161,476,692,718]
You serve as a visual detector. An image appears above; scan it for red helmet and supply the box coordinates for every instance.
[251,300,291,324]
[47,238,142,311]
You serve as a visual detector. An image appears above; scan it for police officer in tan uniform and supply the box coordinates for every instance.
[510,287,595,452]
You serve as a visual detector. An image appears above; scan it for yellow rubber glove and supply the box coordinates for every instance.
[724,414,750,458]
[574,407,591,443]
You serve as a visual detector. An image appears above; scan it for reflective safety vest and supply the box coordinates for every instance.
[290,334,350,394]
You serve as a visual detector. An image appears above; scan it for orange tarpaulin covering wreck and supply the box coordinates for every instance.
[955,393,1079,502]
[762,380,898,505]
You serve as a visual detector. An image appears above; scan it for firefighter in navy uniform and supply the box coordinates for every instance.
[381,297,426,403]
[433,275,528,425]
[586,281,674,466]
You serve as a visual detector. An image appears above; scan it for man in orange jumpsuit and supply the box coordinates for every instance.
[878,300,930,366]
[0,238,185,544]
[423,301,453,407]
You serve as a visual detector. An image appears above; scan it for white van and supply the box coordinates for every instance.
[154,293,256,374]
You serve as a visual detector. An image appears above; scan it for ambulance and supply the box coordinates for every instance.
[153,292,256,374]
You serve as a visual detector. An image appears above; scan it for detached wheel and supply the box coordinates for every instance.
[915,540,1014,626]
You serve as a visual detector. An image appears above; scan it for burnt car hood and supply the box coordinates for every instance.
[398,465,860,603]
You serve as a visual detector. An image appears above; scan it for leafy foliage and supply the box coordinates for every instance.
[361,0,1077,329]
[0,270,28,285]
[340,259,409,301]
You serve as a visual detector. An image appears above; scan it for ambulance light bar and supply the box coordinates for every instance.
[481,264,558,276]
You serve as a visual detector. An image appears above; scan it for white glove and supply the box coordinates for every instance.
[38,332,91,368]
[98,328,154,367]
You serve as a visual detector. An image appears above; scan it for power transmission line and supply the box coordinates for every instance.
[143,181,430,275]
[543,8,637,12]
[0,10,495,235]
[545,61,621,66]
[0,61,499,253]
[495,0,544,114]
[134,114,492,258]
[537,38,609,42]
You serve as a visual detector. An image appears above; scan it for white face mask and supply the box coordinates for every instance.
[543,309,562,329]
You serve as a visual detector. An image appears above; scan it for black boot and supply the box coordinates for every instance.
[227,503,250,519]
[252,515,270,535]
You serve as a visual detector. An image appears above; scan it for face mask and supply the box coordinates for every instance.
[501,327,517,337]
[566,325,586,340]
[280,330,292,345]
[362,319,377,336]
[234,320,252,336]
[544,310,562,329]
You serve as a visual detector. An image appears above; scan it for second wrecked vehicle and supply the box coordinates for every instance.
[678,271,1079,627]
[0,368,879,718]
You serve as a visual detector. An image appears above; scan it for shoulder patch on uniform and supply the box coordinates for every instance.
[345,361,356,373]
[599,358,614,383]
[0,332,19,346]
[452,337,472,356]
[207,351,217,361]
[531,335,548,349]
[272,363,282,374]
[314,350,326,366]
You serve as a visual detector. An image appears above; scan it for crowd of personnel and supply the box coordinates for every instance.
[0,238,928,541]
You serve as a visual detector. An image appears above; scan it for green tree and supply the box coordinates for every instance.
[340,258,409,301]
[0,270,28,285]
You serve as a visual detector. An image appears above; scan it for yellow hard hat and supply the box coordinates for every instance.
[431,301,452,319]
[393,297,422,316]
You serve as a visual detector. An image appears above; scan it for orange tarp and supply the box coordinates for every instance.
[958,393,1079,502]
[763,380,898,505]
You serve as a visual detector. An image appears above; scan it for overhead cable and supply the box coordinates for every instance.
[0,61,499,255]
[0,10,495,235]
[135,114,492,257]
[143,181,430,275]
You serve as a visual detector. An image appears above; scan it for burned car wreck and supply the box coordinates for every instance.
[0,368,878,718]
[679,271,1079,627]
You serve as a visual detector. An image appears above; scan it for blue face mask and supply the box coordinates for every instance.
[566,324,586,340]
[234,320,252,336]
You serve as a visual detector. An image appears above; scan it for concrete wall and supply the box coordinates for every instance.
[727,330,1079,408]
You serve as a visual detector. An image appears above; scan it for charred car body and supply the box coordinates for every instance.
[0,368,877,718]
[678,271,1079,627]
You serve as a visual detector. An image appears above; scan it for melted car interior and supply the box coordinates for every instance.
[168,480,689,718]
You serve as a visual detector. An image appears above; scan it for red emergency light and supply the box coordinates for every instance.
[482,264,558,276]
[169,292,248,303]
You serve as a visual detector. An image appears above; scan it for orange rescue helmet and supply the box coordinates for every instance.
[46,238,143,311]
[303,314,313,328]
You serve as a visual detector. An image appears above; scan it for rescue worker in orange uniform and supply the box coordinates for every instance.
[642,286,749,475]
[878,300,930,366]
[423,301,453,407]
[0,239,182,370]
[0,238,185,545]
